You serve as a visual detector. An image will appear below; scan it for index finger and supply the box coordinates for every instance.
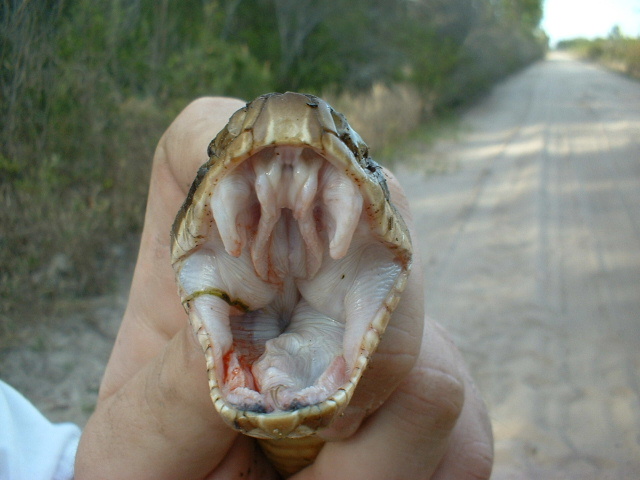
[100,97,246,398]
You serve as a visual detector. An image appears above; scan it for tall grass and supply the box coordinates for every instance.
[324,84,424,154]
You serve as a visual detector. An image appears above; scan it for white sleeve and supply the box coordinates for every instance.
[0,379,81,480]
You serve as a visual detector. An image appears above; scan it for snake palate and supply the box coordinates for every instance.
[171,92,412,476]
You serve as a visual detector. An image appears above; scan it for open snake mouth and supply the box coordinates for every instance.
[171,92,411,435]
[177,145,401,413]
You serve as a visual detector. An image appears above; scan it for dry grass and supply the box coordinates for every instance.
[323,83,425,156]
[323,84,462,175]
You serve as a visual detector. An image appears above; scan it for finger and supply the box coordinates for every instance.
[76,325,240,480]
[205,435,280,480]
[297,319,466,480]
[101,97,246,397]
[431,325,494,480]
[320,169,425,440]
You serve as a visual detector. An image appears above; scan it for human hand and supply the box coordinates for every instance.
[74,97,493,480]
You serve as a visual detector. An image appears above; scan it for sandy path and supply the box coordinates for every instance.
[395,52,640,479]
[2,53,639,478]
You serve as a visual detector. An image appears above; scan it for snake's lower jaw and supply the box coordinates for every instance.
[171,92,412,475]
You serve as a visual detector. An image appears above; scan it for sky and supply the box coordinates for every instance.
[541,0,640,45]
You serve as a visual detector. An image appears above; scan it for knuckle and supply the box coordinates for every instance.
[399,364,466,432]
[459,441,494,480]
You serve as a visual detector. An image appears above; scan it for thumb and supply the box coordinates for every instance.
[75,326,237,480]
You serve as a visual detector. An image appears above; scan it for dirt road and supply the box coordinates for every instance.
[395,52,640,479]
[2,53,639,478]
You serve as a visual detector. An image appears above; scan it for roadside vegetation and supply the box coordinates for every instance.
[557,27,640,79]
[0,0,546,333]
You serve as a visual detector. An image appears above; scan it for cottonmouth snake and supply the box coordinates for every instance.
[171,92,412,476]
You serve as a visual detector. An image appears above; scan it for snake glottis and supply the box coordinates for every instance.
[171,92,412,476]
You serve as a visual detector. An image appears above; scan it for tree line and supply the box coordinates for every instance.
[0,0,546,320]
[557,26,640,79]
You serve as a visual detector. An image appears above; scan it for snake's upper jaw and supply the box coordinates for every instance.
[208,145,364,283]
[171,92,412,439]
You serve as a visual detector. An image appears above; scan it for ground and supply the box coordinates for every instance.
[2,52,639,479]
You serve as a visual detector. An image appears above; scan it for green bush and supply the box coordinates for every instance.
[0,0,275,327]
[558,33,640,80]
[0,0,546,332]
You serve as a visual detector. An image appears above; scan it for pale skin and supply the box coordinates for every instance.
[74,97,494,480]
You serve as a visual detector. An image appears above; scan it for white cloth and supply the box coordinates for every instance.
[0,379,80,480]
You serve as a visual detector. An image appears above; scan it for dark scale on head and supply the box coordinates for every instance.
[285,399,309,411]
[242,403,268,414]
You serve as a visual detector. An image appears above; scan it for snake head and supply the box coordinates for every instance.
[171,92,412,441]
